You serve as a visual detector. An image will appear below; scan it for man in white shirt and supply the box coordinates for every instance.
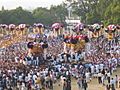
[91,65,95,76]
[95,64,99,74]
[36,57,39,66]
[15,56,19,63]
[85,71,90,83]
[100,63,104,71]
[110,78,116,90]
[33,74,37,85]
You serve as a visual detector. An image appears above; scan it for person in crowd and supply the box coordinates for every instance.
[107,71,111,84]
[114,75,119,88]
[110,78,116,90]
[105,84,110,90]
[77,77,83,90]
[63,79,67,90]
[98,70,102,84]
[83,80,88,90]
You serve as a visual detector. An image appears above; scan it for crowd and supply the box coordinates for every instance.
[76,36,120,90]
[0,28,119,90]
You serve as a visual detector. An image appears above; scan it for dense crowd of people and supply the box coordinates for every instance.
[0,27,120,90]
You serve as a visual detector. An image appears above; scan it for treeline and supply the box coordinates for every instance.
[0,5,67,26]
[0,0,119,26]
[73,0,120,25]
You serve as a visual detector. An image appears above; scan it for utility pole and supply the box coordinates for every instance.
[65,0,72,19]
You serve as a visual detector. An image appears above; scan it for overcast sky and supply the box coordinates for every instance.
[0,0,65,10]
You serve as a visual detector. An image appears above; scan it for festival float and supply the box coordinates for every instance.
[28,23,44,41]
[63,34,89,56]
[73,23,85,34]
[105,24,116,41]
[27,24,48,59]
[0,24,8,37]
[8,24,16,36]
[33,23,44,34]
[88,23,101,39]
[51,23,64,37]
[0,24,16,48]
[0,24,29,48]
[27,38,48,59]
[17,24,29,36]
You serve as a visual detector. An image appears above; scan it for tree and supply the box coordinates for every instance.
[72,0,120,25]
[9,7,35,24]
[104,0,120,25]
[72,0,99,23]
[33,7,56,26]
[33,5,67,26]
[0,7,35,24]
[50,4,68,23]
[0,1,119,26]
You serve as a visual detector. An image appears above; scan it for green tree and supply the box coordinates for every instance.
[73,0,99,23]
[0,7,35,24]
[73,0,120,25]
[50,4,68,23]
[33,7,57,26]
[104,0,120,25]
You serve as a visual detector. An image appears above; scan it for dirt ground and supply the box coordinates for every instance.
[54,67,120,90]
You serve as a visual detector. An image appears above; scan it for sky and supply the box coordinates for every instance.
[0,0,65,10]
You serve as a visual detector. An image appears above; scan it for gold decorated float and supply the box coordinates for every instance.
[33,23,44,34]
[105,24,116,41]
[63,34,89,54]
